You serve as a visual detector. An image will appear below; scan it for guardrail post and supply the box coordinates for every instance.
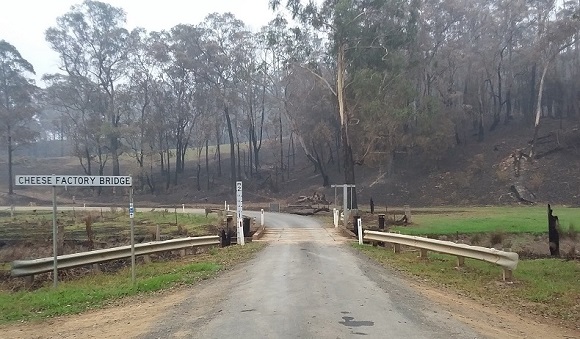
[419,249,428,259]
[393,243,401,253]
[456,256,465,267]
[357,218,363,245]
[503,269,513,281]
[156,225,160,241]
[260,209,264,227]
[24,275,33,288]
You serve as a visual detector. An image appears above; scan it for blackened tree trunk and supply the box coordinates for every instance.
[224,106,236,189]
[548,204,560,257]
[205,139,210,190]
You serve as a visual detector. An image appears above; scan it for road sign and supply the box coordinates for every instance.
[236,181,244,245]
[129,203,134,219]
[15,175,132,186]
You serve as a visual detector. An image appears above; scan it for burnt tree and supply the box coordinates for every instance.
[547,204,560,257]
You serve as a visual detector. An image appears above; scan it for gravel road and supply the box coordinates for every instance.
[141,212,481,339]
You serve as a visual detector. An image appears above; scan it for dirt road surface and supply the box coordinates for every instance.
[2,212,578,338]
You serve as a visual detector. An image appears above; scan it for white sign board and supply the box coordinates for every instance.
[129,202,135,219]
[236,181,243,221]
[15,175,132,187]
[236,181,244,245]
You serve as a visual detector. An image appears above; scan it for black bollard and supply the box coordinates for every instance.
[243,217,251,238]
[378,214,385,230]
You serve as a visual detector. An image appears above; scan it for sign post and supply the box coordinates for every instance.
[236,181,244,245]
[15,175,132,287]
[52,181,57,288]
[129,188,135,285]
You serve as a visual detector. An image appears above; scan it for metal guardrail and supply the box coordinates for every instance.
[363,231,519,281]
[11,236,219,277]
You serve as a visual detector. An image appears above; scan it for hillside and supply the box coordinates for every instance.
[1,118,579,208]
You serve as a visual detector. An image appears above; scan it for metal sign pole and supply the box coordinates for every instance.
[52,185,58,288]
[129,187,135,285]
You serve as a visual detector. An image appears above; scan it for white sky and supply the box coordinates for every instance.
[0,0,278,84]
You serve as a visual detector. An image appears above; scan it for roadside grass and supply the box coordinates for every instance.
[391,206,580,235]
[354,244,580,327]
[0,210,220,242]
[0,242,266,324]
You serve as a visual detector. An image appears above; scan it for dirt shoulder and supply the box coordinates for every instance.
[2,243,579,339]
[414,283,579,339]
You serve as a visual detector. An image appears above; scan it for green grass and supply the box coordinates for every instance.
[0,242,266,324]
[0,210,220,242]
[355,244,580,325]
[391,206,580,235]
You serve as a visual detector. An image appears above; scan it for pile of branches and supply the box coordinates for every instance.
[287,192,330,215]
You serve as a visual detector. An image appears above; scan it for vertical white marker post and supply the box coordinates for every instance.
[260,209,264,227]
[236,181,244,245]
[333,208,338,228]
[182,204,185,212]
[358,217,363,245]
[224,201,227,210]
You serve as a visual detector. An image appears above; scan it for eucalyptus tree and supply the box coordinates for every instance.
[43,73,109,177]
[270,0,418,206]
[0,40,39,194]
[45,0,131,176]
[258,17,334,185]
[199,13,254,189]
[154,25,205,186]
[529,1,580,157]
[123,28,159,192]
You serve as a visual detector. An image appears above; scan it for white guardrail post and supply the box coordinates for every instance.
[11,236,219,278]
[260,209,264,227]
[363,231,519,281]
[357,218,363,245]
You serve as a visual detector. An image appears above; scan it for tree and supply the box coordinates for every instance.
[46,0,131,176]
[0,40,39,194]
[530,2,580,157]
[270,0,416,208]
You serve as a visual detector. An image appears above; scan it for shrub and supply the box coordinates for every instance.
[468,154,485,175]
[495,168,510,183]
[566,223,578,240]
[489,231,504,247]
[528,172,544,191]
[470,233,482,245]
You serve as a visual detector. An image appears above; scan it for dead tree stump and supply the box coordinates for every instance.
[548,204,560,257]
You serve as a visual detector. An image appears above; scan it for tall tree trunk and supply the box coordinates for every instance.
[530,63,550,158]
[224,106,236,188]
[528,63,537,124]
[8,130,13,195]
[337,43,357,209]
[279,111,284,175]
[111,136,120,176]
[205,139,210,190]
[216,126,222,177]
[165,134,171,190]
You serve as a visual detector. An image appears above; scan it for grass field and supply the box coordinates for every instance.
[0,242,266,324]
[355,205,580,329]
[355,244,580,328]
[0,209,220,243]
[390,206,580,235]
